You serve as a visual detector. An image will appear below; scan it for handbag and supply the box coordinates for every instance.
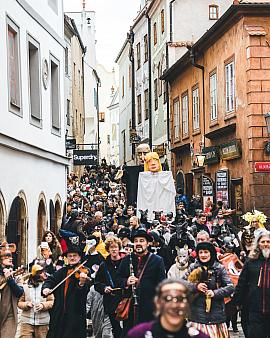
[115,253,152,321]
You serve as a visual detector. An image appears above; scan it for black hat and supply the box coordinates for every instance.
[64,245,82,256]
[149,230,161,243]
[196,242,217,266]
[118,227,131,239]
[131,229,153,242]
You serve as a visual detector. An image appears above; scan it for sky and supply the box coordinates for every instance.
[63,0,141,71]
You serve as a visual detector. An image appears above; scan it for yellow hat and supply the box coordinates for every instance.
[31,264,44,276]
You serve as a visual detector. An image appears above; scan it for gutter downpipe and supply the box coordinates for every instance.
[189,47,206,148]
[146,13,153,149]
[128,29,136,159]
[166,0,176,146]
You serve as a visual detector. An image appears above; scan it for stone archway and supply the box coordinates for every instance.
[0,191,7,242]
[37,195,47,245]
[7,192,28,267]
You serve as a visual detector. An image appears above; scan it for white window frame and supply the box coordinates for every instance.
[7,16,22,116]
[182,92,189,136]
[27,33,41,127]
[225,60,235,113]
[173,97,180,140]
[209,5,219,20]
[50,53,61,135]
[192,86,200,131]
[210,71,218,121]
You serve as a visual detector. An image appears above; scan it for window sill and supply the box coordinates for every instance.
[209,120,219,128]
[182,134,189,141]
[192,130,201,136]
[9,104,23,118]
[224,112,236,121]
[30,117,43,129]
[51,127,61,137]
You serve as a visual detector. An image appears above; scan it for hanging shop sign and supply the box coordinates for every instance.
[254,161,270,172]
[66,138,76,150]
[215,169,230,208]
[231,178,243,216]
[73,150,98,166]
[202,146,220,165]
[202,175,214,210]
[153,143,166,157]
[129,129,141,144]
[220,139,242,160]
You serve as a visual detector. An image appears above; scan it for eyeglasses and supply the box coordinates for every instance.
[161,295,187,303]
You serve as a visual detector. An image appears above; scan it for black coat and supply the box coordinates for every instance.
[41,266,89,338]
[94,256,123,315]
[117,252,166,323]
[234,255,270,314]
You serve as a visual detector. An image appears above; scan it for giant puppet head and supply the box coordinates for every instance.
[144,152,162,172]
[136,143,151,165]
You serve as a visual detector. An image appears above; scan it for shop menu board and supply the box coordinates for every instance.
[215,169,230,208]
[202,175,214,210]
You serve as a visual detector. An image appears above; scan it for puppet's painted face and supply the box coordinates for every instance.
[176,247,189,266]
[136,144,151,165]
[148,158,160,172]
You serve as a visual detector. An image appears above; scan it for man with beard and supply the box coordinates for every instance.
[126,279,209,338]
[117,229,166,336]
[234,229,270,338]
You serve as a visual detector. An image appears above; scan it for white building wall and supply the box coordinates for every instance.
[117,42,133,166]
[108,89,120,166]
[66,10,98,145]
[0,0,67,263]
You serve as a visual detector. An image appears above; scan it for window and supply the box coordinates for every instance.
[158,62,163,97]
[122,76,125,97]
[173,98,180,140]
[225,60,235,113]
[78,69,81,94]
[161,9,165,33]
[192,86,200,131]
[153,22,157,45]
[136,42,141,69]
[94,88,97,108]
[99,112,105,122]
[144,34,148,62]
[154,79,158,110]
[182,92,189,136]
[137,94,142,124]
[163,81,167,104]
[73,63,76,86]
[65,47,68,75]
[144,89,149,120]
[50,55,60,132]
[210,71,217,120]
[66,99,70,126]
[28,35,41,124]
[122,130,126,163]
[7,17,21,113]
[107,135,110,144]
[209,5,219,20]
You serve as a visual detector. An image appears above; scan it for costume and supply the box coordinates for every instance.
[126,320,210,338]
[41,265,89,338]
[117,252,166,335]
[137,171,176,220]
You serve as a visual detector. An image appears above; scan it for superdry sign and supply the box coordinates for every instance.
[73,150,98,166]
[254,162,270,172]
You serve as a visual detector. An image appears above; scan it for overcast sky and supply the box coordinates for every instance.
[63,0,141,71]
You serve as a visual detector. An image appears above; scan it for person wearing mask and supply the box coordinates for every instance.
[126,279,209,338]
[18,264,54,338]
[0,242,24,338]
[182,242,234,338]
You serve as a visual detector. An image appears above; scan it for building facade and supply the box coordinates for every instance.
[0,0,68,265]
[107,88,120,166]
[163,2,270,218]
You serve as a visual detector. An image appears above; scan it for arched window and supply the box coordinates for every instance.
[0,191,7,241]
[37,194,47,245]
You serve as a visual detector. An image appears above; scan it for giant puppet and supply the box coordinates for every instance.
[137,152,176,220]
[115,143,150,206]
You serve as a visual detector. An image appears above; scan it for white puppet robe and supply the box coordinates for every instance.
[137,171,176,221]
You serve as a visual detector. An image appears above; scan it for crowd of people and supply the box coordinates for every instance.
[0,161,270,338]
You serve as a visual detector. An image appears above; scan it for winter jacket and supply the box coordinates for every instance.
[182,261,234,324]
[18,283,54,326]
[234,255,270,314]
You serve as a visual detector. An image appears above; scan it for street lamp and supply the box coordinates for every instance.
[265,112,270,136]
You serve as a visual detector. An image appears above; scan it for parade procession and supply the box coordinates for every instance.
[1,1,270,338]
